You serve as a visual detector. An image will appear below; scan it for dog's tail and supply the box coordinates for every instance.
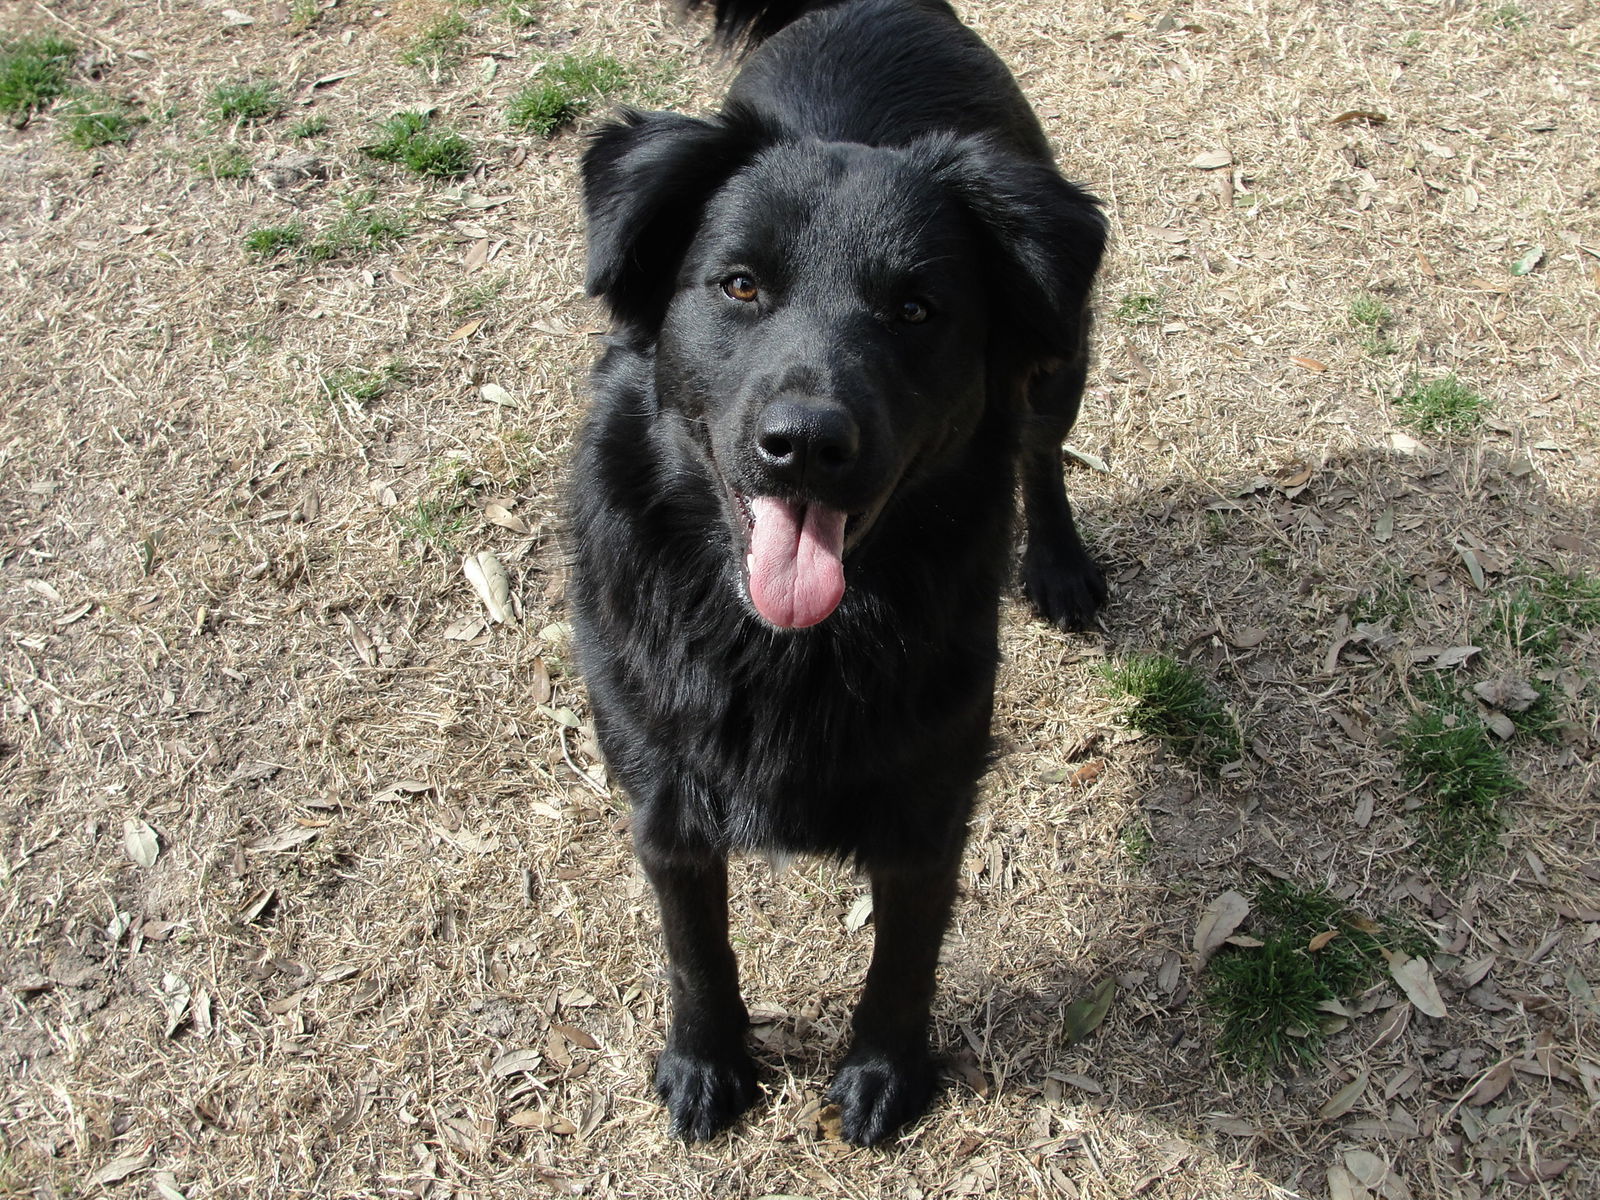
[680,0,848,48]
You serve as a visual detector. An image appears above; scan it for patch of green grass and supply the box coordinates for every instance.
[1209,938,1333,1070]
[289,113,329,139]
[363,111,474,178]
[192,144,253,180]
[244,222,306,258]
[60,92,142,148]
[1351,570,1414,628]
[1102,653,1242,769]
[1119,819,1153,865]
[1348,293,1396,355]
[1490,582,1562,660]
[1398,709,1520,873]
[400,12,469,73]
[0,33,74,120]
[1395,375,1488,437]
[1208,881,1416,1071]
[505,1,542,28]
[395,495,471,550]
[207,79,284,124]
[1114,292,1162,323]
[1503,689,1562,743]
[288,0,324,35]
[1536,566,1600,629]
[1488,566,1600,660]
[450,277,509,318]
[307,194,410,262]
[507,53,628,137]
[321,361,408,409]
[1485,4,1528,30]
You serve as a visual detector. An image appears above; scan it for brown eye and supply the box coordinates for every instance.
[722,275,759,303]
[900,299,930,324]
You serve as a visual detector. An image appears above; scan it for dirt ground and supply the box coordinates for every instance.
[2,1,1597,1197]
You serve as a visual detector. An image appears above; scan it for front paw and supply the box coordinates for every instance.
[827,1043,937,1146]
[654,1041,758,1141]
[1022,540,1108,631]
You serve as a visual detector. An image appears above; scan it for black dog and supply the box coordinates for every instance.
[568,0,1106,1145]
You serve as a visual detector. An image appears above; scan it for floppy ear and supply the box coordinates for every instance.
[931,137,1107,367]
[582,107,767,335]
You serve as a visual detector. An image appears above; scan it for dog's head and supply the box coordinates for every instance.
[583,109,1105,629]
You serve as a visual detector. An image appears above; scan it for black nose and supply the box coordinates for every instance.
[755,397,860,486]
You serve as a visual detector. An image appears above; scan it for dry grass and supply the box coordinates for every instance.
[1,1,1597,1198]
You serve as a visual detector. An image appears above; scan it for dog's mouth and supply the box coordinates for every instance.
[732,491,850,630]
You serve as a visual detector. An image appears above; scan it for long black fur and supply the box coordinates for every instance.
[568,0,1107,1145]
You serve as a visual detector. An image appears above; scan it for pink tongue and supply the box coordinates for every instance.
[746,496,847,628]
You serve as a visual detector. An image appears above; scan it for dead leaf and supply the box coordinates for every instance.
[1194,890,1251,964]
[1507,1159,1569,1184]
[484,503,530,533]
[508,1110,576,1135]
[88,1145,154,1186]
[1344,1150,1389,1188]
[434,824,500,855]
[1472,677,1538,712]
[843,893,874,933]
[1069,758,1105,785]
[1188,149,1232,170]
[1428,645,1482,670]
[1061,977,1115,1044]
[1329,110,1388,125]
[1290,356,1327,373]
[463,237,490,270]
[537,704,581,729]
[952,1047,990,1097]
[530,657,553,704]
[552,1023,600,1050]
[1455,543,1486,590]
[1317,1070,1368,1119]
[1462,1060,1513,1106]
[463,551,514,624]
[341,614,377,665]
[1308,929,1341,952]
[446,317,484,342]
[237,888,275,923]
[1510,246,1545,276]
[1325,1165,1371,1200]
[248,825,321,853]
[491,1049,543,1077]
[480,382,515,407]
[123,819,160,868]
[55,601,93,626]
[373,779,432,803]
[1385,431,1425,456]
[1063,446,1110,472]
[1414,249,1437,279]
[1389,955,1448,1018]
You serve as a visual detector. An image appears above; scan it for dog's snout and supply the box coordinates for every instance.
[755,397,861,485]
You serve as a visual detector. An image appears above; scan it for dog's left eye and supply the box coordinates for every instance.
[899,299,930,324]
[722,275,760,303]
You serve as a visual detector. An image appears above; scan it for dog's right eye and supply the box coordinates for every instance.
[721,275,760,303]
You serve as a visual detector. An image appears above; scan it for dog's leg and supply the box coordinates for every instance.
[639,847,759,1140]
[830,849,961,1145]
[1020,352,1107,630]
